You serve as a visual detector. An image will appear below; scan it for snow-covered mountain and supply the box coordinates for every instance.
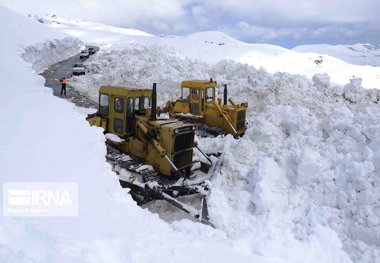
[294,43,380,67]
[39,15,380,90]
[1,8,380,263]
[36,15,153,44]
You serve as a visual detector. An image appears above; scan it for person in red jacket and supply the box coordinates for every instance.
[60,77,67,96]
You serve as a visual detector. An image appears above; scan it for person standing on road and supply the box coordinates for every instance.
[60,77,67,96]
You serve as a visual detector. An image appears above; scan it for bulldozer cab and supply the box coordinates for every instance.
[181,80,216,115]
[98,86,152,137]
[165,79,247,136]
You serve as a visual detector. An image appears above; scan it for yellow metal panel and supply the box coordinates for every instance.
[99,86,152,98]
[173,101,190,113]
[181,80,216,89]
[101,119,107,130]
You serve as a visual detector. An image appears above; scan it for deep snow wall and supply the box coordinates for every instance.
[22,36,83,72]
[70,41,380,263]
[0,5,83,73]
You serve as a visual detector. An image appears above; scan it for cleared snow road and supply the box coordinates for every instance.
[40,46,99,109]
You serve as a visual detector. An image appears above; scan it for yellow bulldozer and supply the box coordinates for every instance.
[160,79,248,136]
[86,83,216,224]
[86,83,213,177]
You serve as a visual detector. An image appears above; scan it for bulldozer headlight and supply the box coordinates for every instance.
[174,128,179,134]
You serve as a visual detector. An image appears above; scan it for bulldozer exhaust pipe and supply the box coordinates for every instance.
[151,83,157,121]
[223,84,228,105]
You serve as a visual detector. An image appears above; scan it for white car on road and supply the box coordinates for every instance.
[72,63,86,75]
[79,50,89,59]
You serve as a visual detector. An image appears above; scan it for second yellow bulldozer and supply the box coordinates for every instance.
[160,79,248,136]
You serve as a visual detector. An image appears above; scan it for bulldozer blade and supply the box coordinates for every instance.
[119,178,215,225]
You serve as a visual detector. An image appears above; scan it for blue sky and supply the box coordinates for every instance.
[1,0,379,48]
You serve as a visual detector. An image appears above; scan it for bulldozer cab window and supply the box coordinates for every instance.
[144,97,151,108]
[135,97,151,111]
[114,118,123,134]
[182,87,190,102]
[99,94,109,117]
[192,88,200,100]
[114,97,124,113]
[206,87,214,102]
[190,88,201,114]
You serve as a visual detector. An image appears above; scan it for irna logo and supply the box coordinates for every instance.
[8,189,73,206]
[3,183,78,217]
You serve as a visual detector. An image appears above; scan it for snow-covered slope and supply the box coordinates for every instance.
[39,15,380,90]
[294,43,380,67]
[38,15,153,45]
[159,31,380,90]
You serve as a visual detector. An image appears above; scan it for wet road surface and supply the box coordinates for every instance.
[40,46,99,109]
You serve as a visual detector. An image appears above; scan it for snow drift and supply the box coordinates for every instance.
[22,37,83,73]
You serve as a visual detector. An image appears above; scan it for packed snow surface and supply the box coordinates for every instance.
[2,7,380,263]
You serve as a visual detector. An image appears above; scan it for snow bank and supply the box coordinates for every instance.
[70,41,380,262]
[0,7,82,73]
[205,75,380,262]
[69,42,209,103]
[22,37,83,73]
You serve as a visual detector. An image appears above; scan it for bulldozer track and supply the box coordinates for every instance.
[106,143,223,226]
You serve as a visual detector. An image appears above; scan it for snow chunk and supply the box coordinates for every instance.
[313,73,330,88]
[322,105,354,133]
[105,133,124,143]
[296,148,326,185]
[343,78,365,102]
[252,158,290,215]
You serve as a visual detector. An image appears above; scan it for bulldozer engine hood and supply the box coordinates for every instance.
[150,119,195,134]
